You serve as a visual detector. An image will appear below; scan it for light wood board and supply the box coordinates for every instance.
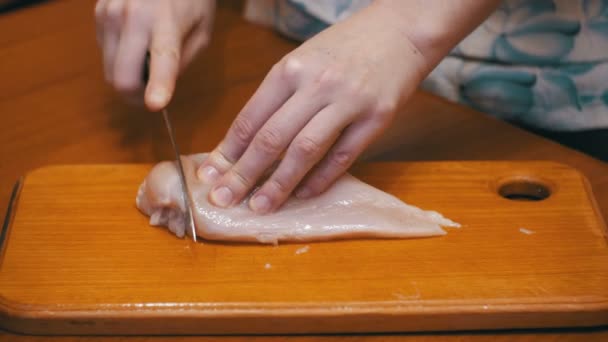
[1,161,607,335]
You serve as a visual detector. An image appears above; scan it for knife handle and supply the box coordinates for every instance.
[142,51,151,85]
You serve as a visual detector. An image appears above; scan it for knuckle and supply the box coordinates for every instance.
[328,149,354,169]
[126,5,147,24]
[213,149,238,171]
[125,0,144,15]
[208,147,235,170]
[229,116,255,147]
[104,0,124,23]
[276,55,303,83]
[370,99,397,122]
[229,168,253,189]
[198,33,211,49]
[113,75,140,93]
[94,1,106,20]
[292,136,322,159]
[267,177,290,195]
[254,128,284,155]
[150,42,180,61]
[316,67,342,90]
[347,80,372,100]
[307,172,330,193]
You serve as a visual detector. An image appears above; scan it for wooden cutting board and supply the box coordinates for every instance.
[1,161,607,335]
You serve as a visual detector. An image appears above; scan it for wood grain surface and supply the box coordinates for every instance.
[1,161,607,335]
[1,0,608,340]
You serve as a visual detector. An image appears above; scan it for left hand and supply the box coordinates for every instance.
[197,2,429,214]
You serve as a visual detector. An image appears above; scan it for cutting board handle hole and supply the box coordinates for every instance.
[498,179,551,201]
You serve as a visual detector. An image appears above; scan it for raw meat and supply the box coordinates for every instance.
[136,154,460,244]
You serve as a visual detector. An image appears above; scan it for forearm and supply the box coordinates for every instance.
[370,0,501,73]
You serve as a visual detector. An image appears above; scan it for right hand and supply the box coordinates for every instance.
[95,0,216,111]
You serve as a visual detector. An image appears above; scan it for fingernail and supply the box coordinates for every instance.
[295,187,312,199]
[198,166,220,184]
[210,186,233,207]
[250,194,271,214]
[149,87,168,107]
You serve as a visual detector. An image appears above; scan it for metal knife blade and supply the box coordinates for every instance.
[143,52,197,242]
[161,108,197,242]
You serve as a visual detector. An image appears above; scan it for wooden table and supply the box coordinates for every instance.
[1,0,607,340]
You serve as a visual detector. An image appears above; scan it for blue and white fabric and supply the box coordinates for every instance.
[244,0,608,131]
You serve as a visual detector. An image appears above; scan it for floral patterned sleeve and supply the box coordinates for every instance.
[244,0,608,131]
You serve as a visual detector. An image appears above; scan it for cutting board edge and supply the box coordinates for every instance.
[0,178,21,266]
[580,169,608,240]
[1,299,607,335]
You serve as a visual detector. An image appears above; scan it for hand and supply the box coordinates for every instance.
[94,0,216,111]
[196,2,429,214]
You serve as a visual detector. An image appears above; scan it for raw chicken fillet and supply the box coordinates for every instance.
[136,154,460,244]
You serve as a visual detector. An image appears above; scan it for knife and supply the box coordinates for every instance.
[143,53,197,242]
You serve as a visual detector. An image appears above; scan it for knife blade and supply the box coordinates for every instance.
[143,53,197,242]
[161,109,197,242]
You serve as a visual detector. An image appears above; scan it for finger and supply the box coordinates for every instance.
[207,88,325,208]
[179,25,210,72]
[122,91,145,107]
[99,0,124,83]
[295,117,386,199]
[94,0,109,47]
[196,62,296,184]
[112,5,150,99]
[249,104,352,213]
[145,16,182,111]
[180,1,215,71]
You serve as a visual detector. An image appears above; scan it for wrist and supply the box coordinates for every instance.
[370,0,499,71]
